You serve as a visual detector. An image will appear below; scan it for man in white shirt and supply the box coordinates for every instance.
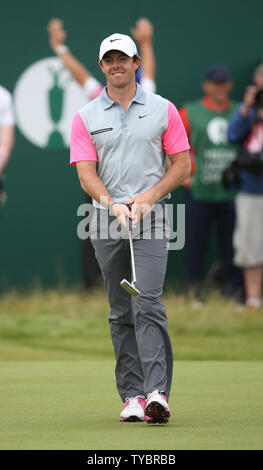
[0,85,15,206]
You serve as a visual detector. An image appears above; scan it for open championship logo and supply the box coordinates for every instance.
[13,57,86,149]
[207,117,228,145]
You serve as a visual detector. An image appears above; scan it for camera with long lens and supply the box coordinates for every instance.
[222,150,263,190]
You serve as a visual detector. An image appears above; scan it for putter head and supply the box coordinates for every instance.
[120,279,140,297]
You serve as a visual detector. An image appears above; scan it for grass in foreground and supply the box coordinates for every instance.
[0,360,262,450]
[0,288,263,361]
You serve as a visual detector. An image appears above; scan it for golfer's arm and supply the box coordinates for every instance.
[150,150,191,201]
[0,125,15,175]
[76,161,113,209]
[56,50,91,86]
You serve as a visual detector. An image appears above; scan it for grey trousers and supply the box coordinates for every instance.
[90,204,173,402]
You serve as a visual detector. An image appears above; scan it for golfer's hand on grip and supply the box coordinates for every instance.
[111,203,134,228]
[124,192,156,225]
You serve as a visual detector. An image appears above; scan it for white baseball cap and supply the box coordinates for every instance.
[99,33,138,61]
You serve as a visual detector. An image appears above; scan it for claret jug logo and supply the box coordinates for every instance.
[14,58,86,149]
[207,117,228,145]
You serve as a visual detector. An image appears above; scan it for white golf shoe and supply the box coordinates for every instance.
[145,390,170,424]
[120,395,146,422]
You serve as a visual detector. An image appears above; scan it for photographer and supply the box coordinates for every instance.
[227,64,263,310]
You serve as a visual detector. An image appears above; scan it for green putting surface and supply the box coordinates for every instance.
[1,360,262,450]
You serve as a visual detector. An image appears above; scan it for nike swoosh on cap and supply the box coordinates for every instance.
[110,38,121,42]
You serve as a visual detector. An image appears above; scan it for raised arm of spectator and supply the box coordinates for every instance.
[131,18,156,93]
[228,86,256,143]
[0,125,15,175]
[47,18,103,101]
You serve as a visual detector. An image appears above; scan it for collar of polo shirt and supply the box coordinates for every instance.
[100,83,146,110]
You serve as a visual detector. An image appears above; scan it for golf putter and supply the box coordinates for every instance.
[120,215,140,296]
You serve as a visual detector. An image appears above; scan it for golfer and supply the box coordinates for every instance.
[70,33,191,423]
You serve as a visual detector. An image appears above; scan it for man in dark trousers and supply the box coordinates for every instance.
[180,66,242,297]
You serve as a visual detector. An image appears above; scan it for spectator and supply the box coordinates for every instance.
[0,85,15,207]
[47,17,156,98]
[227,64,263,310]
[180,66,243,297]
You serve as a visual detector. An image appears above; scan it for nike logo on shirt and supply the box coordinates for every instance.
[139,114,149,119]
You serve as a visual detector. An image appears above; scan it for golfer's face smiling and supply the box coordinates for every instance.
[100,50,138,88]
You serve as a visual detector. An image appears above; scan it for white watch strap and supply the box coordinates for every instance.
[54,45,69,54]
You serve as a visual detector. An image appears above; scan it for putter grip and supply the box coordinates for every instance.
[126,204,132,232]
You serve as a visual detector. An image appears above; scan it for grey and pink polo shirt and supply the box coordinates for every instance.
[70,84,190,209]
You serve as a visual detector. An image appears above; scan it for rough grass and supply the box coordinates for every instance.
[0,287,262,361]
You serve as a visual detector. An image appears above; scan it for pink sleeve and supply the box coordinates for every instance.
[162,101,190,155]
[90,85,104,101]
[70,112,98,166]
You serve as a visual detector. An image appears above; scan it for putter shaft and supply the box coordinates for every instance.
[120,215,140,296]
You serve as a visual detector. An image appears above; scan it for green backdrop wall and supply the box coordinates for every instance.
[0,0,262,289]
